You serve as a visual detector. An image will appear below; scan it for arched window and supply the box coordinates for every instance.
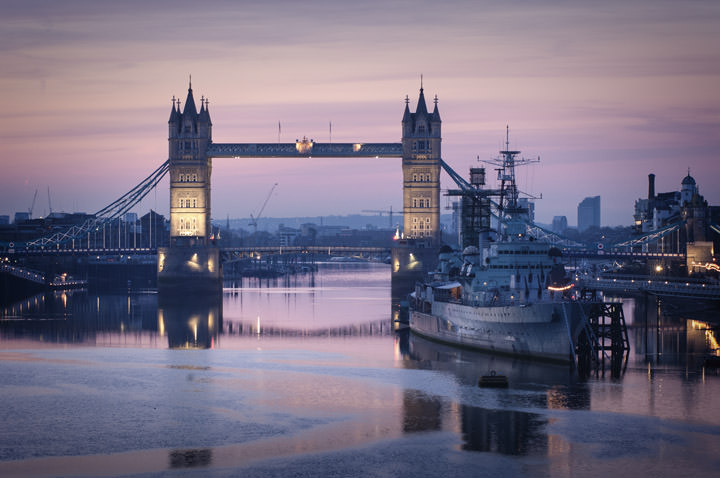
[192,174,197,182]
[192,199,197,208]
[412,174,417,182]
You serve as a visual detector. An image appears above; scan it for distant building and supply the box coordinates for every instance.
[577,196,600,232]
[633,172,720,259]
[0,215,8,225]
[13,212,30,224]
[552,216,568,234]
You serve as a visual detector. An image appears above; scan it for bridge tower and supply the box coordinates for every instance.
[158,81,221,292]
[402,85,441,243]
[168,82,212,245]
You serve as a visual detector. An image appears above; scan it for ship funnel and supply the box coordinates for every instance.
[648,173,655,200]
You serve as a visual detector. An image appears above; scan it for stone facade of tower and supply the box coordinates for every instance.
[168,84,213,246]
[402,87,441,243]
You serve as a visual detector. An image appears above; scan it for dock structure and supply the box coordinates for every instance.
[575,297,630,378]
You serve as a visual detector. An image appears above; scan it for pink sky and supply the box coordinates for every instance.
[1,0,718,227]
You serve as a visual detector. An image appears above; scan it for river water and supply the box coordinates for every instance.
[1,262,719,477]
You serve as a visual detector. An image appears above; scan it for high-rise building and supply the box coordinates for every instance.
[577,196,600,232]
[552,216,567,233]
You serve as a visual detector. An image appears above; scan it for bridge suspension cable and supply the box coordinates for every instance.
[21,160,170,249]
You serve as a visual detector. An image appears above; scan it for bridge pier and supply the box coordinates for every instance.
[391,240,439,304]
[157,246,222,293]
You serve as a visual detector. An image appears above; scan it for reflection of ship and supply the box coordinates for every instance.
[410,129,588,363]
[403,330,578,388]
[399,331,590,457]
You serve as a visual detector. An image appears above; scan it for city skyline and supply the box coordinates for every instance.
[1,0,718,227]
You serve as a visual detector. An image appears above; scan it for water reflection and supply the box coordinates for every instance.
[158,293,222,349]
[399,331,590,456]
[629,295,720,369]
[169,449,212,468]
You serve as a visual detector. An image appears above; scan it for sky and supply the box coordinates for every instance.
[1,0,718,227]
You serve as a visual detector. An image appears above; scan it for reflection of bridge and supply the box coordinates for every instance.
[0,263,87,288]
[222,318,395,338]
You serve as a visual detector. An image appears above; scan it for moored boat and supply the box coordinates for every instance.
[409,128,589,363]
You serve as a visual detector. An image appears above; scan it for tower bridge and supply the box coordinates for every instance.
[159,80,442,291]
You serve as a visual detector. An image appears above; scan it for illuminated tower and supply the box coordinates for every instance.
[168,81,213,245]
[159,80,220,293]
[402,84,441,243]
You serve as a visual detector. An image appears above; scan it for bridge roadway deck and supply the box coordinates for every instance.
[3,245,391,257]
[206,142,403,158]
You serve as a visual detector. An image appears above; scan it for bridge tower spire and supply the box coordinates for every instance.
[401,82,441,243]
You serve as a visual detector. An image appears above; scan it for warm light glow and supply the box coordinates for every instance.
[158,252,165,272]
[692,320,720,356]
[655,265,663,272]
[189,316,199,342]
[353,143,363,152]
[548,283,575,292]
[158,311,165,336]
[295,136,313,154]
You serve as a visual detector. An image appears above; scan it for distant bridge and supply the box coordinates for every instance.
[578,273,720,300]
[562,250,685,260]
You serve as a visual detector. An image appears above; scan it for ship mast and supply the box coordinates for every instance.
[485,126,539,238]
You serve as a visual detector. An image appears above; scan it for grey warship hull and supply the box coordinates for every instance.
[410,300,587,363]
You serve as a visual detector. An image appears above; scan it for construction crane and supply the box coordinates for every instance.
[47,186,53,216]
[249,183,278,236]
[361,206,403,229]
[28,188,38,218]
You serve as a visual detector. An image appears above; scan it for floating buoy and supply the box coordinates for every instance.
[478,370,508,388]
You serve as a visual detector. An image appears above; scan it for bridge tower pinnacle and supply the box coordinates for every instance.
[402,85,441,243]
